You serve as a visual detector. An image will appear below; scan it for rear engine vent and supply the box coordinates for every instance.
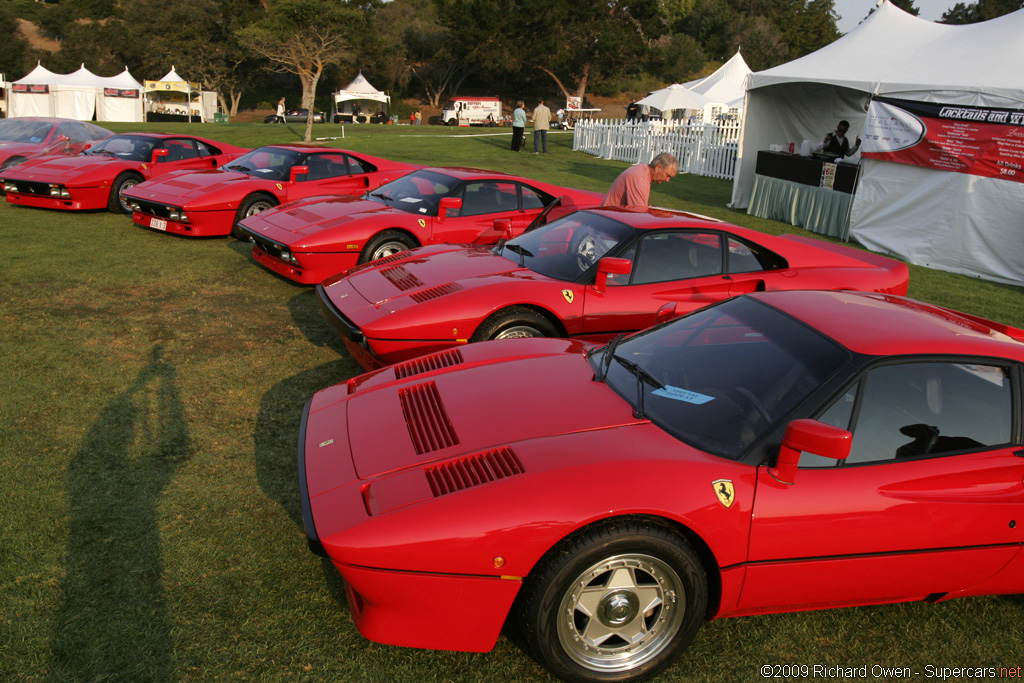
[425,447,524,497]
[399,381,459,455]
[410,282,464,304]
[394,349,465,380]
[380,265,424,291]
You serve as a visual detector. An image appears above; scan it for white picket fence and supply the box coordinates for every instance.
[572,118,742,180]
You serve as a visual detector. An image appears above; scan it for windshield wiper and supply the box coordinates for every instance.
[612,354,664,420]
[504,243,533,267]
[594,334,624,384]
[369,191,392,203]
[226,164,251,173]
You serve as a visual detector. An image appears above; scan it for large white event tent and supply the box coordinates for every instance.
[730,1,1024,286]
[8,64,144,122]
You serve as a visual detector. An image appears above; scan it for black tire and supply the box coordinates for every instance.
[470,306,558,342]
[446,118,458,126]
[232,193,278,238]
[514,520,707,683]
[107,172,144,214]
[358,230,417,264]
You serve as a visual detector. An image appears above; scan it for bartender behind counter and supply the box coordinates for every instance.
[817,120,861,158]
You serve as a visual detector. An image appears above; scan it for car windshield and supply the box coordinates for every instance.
[590,296,848,459]
[84,135,158,161]
[222,147,303,180]
[365,170,462,215]
[496,211,635,281]
[0,119,54,143]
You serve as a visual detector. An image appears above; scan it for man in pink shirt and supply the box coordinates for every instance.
[602,152,678,209]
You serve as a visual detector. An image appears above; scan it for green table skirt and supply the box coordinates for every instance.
[747,175,852,240]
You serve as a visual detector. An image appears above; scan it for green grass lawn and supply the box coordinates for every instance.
[1,121,1022,682]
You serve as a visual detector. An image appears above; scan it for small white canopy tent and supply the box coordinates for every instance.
[730,2,1024,285]
[144,67,217,121]
[8,64,144,122]
[333,73,389,120]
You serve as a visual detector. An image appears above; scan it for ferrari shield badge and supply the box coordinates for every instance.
[561,290,574,304]
[712,479,735,508]
[418,219,426,228]
[276,183,283,190]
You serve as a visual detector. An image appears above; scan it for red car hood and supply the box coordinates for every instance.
[126,170,257,207]
[239,195,398,249]
[305,338,640,489]
[340,246,527,309]
[2,154,126,183]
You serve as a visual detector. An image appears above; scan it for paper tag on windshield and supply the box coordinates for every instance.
[652,386,714,405]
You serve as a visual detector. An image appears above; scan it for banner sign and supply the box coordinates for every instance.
[104,88,140,99]
[13,84,50,93]
[862,96,1024,183]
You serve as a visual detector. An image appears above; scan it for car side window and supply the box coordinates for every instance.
[164,139,199,161]
[727,237,785,274]
[195,141,218,157]
[630,232,723,285]
[305,153,350,181]
[800,361,1014,468]
[520,184,548,210]
[345,155,374,175]
[461,181,518,216]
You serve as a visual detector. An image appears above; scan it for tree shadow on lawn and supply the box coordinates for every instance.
[48,344,191,682]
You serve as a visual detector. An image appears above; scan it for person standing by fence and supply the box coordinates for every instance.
[532,99,551,154]
[511,101,527,151]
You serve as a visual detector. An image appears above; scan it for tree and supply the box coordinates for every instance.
[940,0,1022,23]
[0,7,31,81]
[890,0,921,15]
[238,0,364,141]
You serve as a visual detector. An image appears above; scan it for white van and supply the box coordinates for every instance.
[441,97,503,126]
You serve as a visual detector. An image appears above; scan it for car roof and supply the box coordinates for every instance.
[418,167,533,180]
[257,144,349,153]
[750,290,1024,360]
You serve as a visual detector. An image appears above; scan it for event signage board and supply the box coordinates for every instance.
[861,96,1024,184]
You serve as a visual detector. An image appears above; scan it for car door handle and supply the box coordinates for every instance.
[1014,449,1024,457]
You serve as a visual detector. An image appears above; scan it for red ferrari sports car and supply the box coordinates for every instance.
[0,117,111,172]
[122,145,419,237]
[317,206,909,370]
[299,290,1024,683]
[1,133,249,214]
[236,167,604,284]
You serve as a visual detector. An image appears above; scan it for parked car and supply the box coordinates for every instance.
[298,289,1024,683]
[0,117,112,172]
[2,133,249,214]
[317,206,909,370]
[237,167,604,284]
[264,109,327,124]
[122,145,420,237]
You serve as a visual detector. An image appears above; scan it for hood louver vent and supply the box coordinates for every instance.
[425,447,524,497]
[285,207,322,223]
[381,265,424,291]
[399,381,459,455]
[410,282,464,304]
[394,349,465,380]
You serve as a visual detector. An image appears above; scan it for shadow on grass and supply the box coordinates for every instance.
[48,344,191,682]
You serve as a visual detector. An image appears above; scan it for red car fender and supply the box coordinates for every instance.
[319,426,757,585]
